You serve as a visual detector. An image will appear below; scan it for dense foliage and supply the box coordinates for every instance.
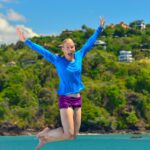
[0,20,150,132]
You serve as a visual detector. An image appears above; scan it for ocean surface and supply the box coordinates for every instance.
[0,134,150,150]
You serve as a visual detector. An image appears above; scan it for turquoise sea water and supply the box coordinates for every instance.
[0,134,150,150]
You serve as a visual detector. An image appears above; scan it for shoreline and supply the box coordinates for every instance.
[1,129,150,136]
[79,131,150,135]
[1,122,150,136]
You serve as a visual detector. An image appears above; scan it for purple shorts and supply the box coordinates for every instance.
[58,95,82,109]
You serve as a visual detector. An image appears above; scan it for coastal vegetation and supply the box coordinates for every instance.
[0,20,150,134]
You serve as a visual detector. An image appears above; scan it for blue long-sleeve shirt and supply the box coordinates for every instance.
[25,26,103,95]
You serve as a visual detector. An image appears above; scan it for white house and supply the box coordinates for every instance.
[119,50,133,62]
[136,21,146,29]
[95,40,106,45]
[94,40,106,49]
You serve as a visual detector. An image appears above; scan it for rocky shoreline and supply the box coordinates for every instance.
[0,122,150,136]
[0,122,38,136]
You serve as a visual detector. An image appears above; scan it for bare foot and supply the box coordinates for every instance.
[36,127,50,138]
[36,137,47,150]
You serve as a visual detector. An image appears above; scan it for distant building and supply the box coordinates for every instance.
[119,21,129,29]
[94,40,106,49]
[110,22,129,29]
[132,20,146,30]
[137,22,146,29]
[94,40,106,45]
[118,50,133,62]
[110,23,115,28]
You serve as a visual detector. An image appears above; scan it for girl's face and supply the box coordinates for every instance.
[62,40,75,61]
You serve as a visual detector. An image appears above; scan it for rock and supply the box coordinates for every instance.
[0,122,23,135]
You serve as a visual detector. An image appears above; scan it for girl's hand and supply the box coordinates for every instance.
[100,16,105,28]
[16,27,26,41]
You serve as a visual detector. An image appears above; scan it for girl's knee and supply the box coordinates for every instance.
[64,131,75,140]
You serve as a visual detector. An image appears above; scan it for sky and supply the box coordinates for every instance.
[0,0,150,44]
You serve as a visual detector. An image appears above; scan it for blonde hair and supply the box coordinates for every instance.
[59,38,75,48]
[63,38,74,44]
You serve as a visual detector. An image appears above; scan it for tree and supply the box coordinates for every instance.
[102,25,114,36]
[113,25,127,37]
[129,20,144,29]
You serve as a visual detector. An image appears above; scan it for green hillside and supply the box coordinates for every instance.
[0,20,150,133]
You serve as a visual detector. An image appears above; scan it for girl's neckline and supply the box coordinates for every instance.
[62,55,75,62]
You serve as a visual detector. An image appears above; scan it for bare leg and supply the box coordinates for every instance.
[36,107,75,149]
[36,127,50,138]
[73,107,81,136]
[44,107,82,140]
